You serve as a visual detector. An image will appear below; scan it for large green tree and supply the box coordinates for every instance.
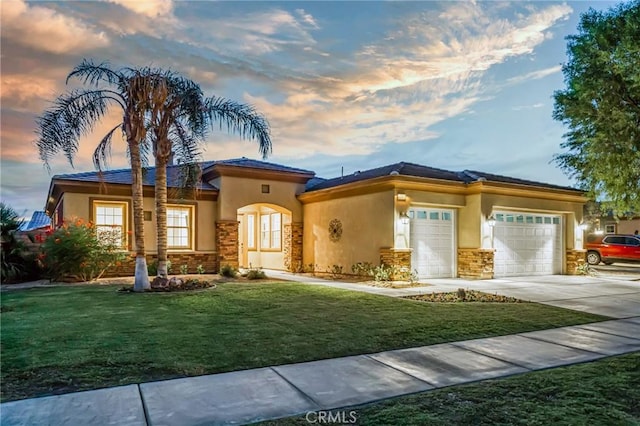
[37,61,162,291]
[553,1,640,215]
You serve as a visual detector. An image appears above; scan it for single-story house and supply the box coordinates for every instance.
[44,158,588,279]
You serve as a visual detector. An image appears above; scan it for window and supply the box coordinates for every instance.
[553,217,560,225]
[167,205,192,249]
[603,236,625,245]
[442,212,452,221]
[247,214,256,249]
[625,237,640,246]
[516,215,524,223]
[429,211,439,220]
[260,212,282,250]
[93,201,127,247]
[526,216,534,224]
[605,224,616,234]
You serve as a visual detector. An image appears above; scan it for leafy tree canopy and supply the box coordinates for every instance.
[553,1,640,216]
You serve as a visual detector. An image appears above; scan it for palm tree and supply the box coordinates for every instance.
[36,60,163,291]
[146,73,272,278]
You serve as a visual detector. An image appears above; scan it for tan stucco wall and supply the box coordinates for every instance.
[213,176,305,221]
[302,190,394,271]
[615,218,640,235]
[60,192,217,252]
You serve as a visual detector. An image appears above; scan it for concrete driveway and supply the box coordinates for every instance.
[458,275,640,319]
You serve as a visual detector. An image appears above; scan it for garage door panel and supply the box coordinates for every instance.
[494,212,562,278]
[410,208,455,279]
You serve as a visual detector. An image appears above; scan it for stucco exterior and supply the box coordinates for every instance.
[44,158,588,278]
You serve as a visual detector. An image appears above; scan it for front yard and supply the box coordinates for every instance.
[0,281,606,402]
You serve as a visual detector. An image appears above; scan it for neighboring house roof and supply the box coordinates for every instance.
[53,165,218,191]
[18,211,51,231]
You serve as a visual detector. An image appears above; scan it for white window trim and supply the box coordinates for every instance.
[260,212,282,251]
[93,200,128,249]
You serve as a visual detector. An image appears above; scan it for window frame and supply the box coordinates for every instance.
[605,224,616,234]
[246,213,257,250]
[259,212,282,251]
[166,204,194,251]
[92,200,128,249]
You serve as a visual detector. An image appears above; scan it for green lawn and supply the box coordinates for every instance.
[262,353,640,425]
[0,281,606,402]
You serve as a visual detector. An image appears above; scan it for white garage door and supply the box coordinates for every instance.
[493,212,563,277]
[409,208,456,278]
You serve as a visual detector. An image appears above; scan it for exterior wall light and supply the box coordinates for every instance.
[486,215,496,227]
[397,193,407,201]
[400,211,410,225]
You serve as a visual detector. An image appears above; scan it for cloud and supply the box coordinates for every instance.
[105,0,173,18]
[507,65,563,85]
[512,103,545,111]
[1,0,109,54]
[1,75,58,112]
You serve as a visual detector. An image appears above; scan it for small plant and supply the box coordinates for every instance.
[330,264,343,278]
[166,260,172,274]
[246,267,266,280]
[457,288,467,301]
[576,262,591,275]
[180,264,188,275]
[147,260,158,276]
[351,262,374,277]
[371,265,393,282]
[220,264,237,278]
[196,264,205,274]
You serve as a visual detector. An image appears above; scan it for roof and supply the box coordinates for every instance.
[18,211,51,231]
[53,164,218,191]
[304,162,581,193]
[202,157,315,176]
[460,170,578,191]
[305,162,467,191]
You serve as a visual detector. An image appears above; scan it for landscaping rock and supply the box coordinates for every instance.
[151,277,169,289]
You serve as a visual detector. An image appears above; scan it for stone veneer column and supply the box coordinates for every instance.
[379,248,412,280]
[566,249,587,275]
[457,248,495,279]
[215,220,239,270]
[283,222,303,272]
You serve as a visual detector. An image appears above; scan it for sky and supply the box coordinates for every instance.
[0,0,624,218]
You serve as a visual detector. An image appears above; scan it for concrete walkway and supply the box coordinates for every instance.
[2,317,639,426]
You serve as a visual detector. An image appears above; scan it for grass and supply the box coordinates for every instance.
[0,281,606,402]
[262,353,640,425]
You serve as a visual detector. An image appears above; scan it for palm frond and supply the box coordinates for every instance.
[93,123,122,171]
[66,59,124,87]
[205,96,272,158]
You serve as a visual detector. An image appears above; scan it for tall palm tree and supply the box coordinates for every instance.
[36,60,164,291]
[146,73,272,277]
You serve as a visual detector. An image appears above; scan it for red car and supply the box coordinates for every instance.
[585,234,640,265]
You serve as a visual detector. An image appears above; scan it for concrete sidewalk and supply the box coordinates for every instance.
[2,317,639,426]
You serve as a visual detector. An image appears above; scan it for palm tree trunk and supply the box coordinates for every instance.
[129,132,150,291]
[155,155,168,277]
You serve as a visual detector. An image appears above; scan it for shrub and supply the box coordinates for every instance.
[147,260,158,276]
[246,267,266,280]
[180,264,188,275]
[330,264,343,278]
[196,264,205,274]
[1,202,41,283]
[220,264,237,278]
[40,218,126,282]
[351,262,374,276]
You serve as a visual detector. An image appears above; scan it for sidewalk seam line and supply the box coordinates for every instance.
[448,343,534,371]
[364,355,436,388]
[518,334,615,356]
[269,367,323,410]
[574,324,640,341]
[137,384,151,426]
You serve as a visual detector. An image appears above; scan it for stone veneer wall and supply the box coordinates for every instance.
[457,248,495,279]
[566,249,587,275]
[104,252,217,277]
[283,222,303,272]
[379,248,412,280]
[215,220,239,270]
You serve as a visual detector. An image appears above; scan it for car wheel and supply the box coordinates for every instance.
[586,251,601,265]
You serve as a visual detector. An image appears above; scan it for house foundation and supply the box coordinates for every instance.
[380,248,412,280]
[566,249,587,275]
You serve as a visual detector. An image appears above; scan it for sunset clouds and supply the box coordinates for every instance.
[0,1,617,215]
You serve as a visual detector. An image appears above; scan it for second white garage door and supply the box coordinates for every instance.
[493,211,563,277]
[409,208,456,278]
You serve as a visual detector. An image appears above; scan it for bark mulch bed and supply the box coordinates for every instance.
[405,289,525,303]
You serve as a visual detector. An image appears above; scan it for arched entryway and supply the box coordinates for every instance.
[237,203,296,270]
